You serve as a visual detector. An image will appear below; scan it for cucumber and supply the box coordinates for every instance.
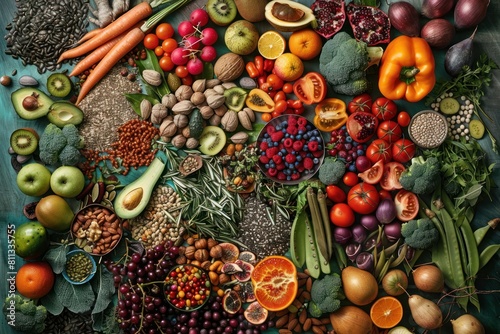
[469,119,485,139]
[439,97,460,115]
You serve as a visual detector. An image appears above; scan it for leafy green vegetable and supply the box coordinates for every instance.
[43,245,67,274]
[92,304,120,333]
[91,266,115,314]
[53,275,95,314]
[136,48,171,98]
[40,288,64,316]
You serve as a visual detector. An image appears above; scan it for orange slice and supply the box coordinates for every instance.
[370,296,404,329]
[258,31,286,60]
[250,256,298,311]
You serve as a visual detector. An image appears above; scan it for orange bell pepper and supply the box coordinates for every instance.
[378,36,436,103]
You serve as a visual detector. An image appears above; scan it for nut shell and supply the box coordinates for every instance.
[214,53,245,82]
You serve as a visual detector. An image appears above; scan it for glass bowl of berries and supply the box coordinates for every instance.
[164,264,211,312]
[257,115,325,184]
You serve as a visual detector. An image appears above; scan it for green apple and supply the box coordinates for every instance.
[50,165,85,198]
[16,163,51,197]
[224,20,259,55]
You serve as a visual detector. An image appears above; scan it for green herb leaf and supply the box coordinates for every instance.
[40,286,64,316]
[43,245,67,274]
[91,266,115,314]
[125,93,160,116]
[92,304,120,333]
[54,275,95,314]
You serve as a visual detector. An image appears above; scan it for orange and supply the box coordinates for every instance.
[288,28,323,61]
[250,256,298,311]
[257,31,286,60]
[16,261,55,299]
[370,296,404,329]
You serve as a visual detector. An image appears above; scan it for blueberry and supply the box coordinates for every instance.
[276,125,282,131]
[346,136,353,143]
[285,133,290,138]
[287,176,291,181]
[269,161,275,168]
[296,134,302,140]
[307,153,313,158]
[264,133,269,138]
[296,155,302,162]
[318,145,323,150]
[274,141,279,147]
[348,164,357,172]
[265,163,270,169]
[312,129,319,136]
[357,149,365,156]
[303,134,309,140]
[306,124,312,131]
[282,128,286,133]
[261,151,266,156]
[303,145,308,151]
[281,148,287,155]
[290,135,295,140]
[313,158,319,164]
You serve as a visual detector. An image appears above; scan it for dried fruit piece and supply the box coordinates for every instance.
[244,301,269,325]
[222,290,243,314]
[219,242,240,263]
[221,262,243,274]
[234,259,254,282]
[311,0,346,39]
[346,3,391,46]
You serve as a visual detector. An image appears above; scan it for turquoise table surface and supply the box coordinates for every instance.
[1,0,499,333]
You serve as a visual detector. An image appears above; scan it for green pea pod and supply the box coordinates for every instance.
[478,244,500,271]
[474,218,500,245]
[304,215,321,279]
[290,210,307,268]
[332,242,347,270]
[374,247,386,280]
[377,255,394,283]
[390,244,408,268]
[384,239,401,257]
[460,218,479,277]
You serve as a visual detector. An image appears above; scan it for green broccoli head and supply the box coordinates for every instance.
[318,157,346,185]
[401,218,439,250]
[62,124,84,148]
[399,156,441,195]
[319,32,383,96]
[3,294,47,333]
[58,145,82,166]
[39,123,67,155]
[309,273,344,316]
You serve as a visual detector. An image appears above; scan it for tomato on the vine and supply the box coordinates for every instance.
[357,159,384,184]
[347,182,380,214]
[380,162,405,191]
[392,138,416,164]
[292,72,327,105]
[330,203,355,227]
[343,172,359,187]
[394,189,419,221]
[326,185,347,203]
[377,120,402,143]
[366,139,392,164]
[348,93,372,113]
[397,111,411,127]
[143,33,160,50]
[156,23,175,40]
[372,97,398,120]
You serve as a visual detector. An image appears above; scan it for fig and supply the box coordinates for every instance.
[238,250,257,264]
[219,242,240,263]
[234,259,254,282]
[221,262,243,274]
[239,281,256,302]
[244,301,269,325]
[222,290,242,314]
[23,201,38,220]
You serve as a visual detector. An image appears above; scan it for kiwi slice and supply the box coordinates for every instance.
[46,73,72,98]
[439,97,460,115]
[198,126,227,155]
[206,0,237,26]
[468,119,485,139]
[10,128,39,155]
[224,87,248,111]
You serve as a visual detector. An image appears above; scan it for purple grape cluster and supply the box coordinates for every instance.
[326,125,367,172]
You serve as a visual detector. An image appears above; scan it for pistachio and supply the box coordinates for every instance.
[171,134,187,148]
[185,137,199,149]
[238,108,253,130]
[142,69,162,86]
[206,78,221,88]
[192,79,206,92]
[140,99,152,120]
[171,100,194,115]
[159,119,178,137]
[175,85,194,101]
[207,94,225,109]
[230,131,249,144]
[199,105,215,119]
[173,114,189,128]
[208,114,221,126]
[221,110,239,132]
[190,91,206,105]
[161,93,177,109]
[214,104,228,117]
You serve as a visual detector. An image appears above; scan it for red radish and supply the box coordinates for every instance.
[201,27,218,45]
[184,35,201,50]
[190,8,209,27]
[171,47,189,65]
[186,57,204,76]
[178,20,195,37]
[200,46,217,62]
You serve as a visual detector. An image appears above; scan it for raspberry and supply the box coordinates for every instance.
[307,141,318,152]
[288,116,298,127]
[292,140,304,151]
[276,162,286,170]
[298,125,307,133]
[266,147,279,158]
[260,141,269,151]
[277,172,287,180]
[303,157,314,170]
[271,131,284,142]
[297,117,308,127]
[296,162,305,172]
[283,138,293,148]
[259,155,270,164]
[291,172,301,180]
[312,150,324,158]
[272,155,282,164]
[287,126,298,136]
[285,153,296,164]
[266,125,276,135]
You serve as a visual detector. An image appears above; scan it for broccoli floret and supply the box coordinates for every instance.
[39,123,67,155]
[399,156,441,195]
[62,124,84,148]
[401,218,439,250]
[319,32,383,96]
[58,145,82,166]
[308,273,344,316]
[318,157,346,185]
[3,294,47,333]
[443,179,461,197]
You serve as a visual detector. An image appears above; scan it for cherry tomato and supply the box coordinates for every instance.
[246,62,260,78]
[260,81,272,92]
[394,189,419,221]
[372,97,398,120]
[263,59,274,72]
[326,185,347,203]
[379,189,392,201]
[273,90,286,102]
[159,56,175,71]
[294,105,305,115]
[348,93,372,113]
[392,138,416,164]
[175,65,189,78]
[330,203,355,227]
[161,38,178,53]
[397,111,411,127]
[347,182,380,214]
[357,159,384,184]
[287,99,303,110]
[271,110,283,118]
[266,73,284,91]
[366,139,392,164]
[274,100,288,114]
[254,55,265,76]
[261,113,272,122]
[343,171,359,187]
[282,83,293,94]
[154,46,165,57]
[156,23,175,40]
[377,120,402,143]
[143,33,160,50]
[292,72,327,105]
[257,75,267,87]
[181,74,193,86]
[380,162,405,191]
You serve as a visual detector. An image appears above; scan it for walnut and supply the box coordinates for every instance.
[152,103,168,120]
[175,85,194,101]
[161,93,177,109]
[199,105,215,119]
[192,79,206,92]
[159,119,177,137]
[171,134,187,148]
[190,91,206,105]
[173,114,189,128]
[221,110,238,132]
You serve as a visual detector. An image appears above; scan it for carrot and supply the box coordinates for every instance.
[57,1,152,63]
[77,28,103,44]
[76,27,145,105]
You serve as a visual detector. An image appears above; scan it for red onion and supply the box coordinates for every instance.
[422,0,454,18]
[412,265,445,293]
[355,156,372,173]
[384,221,402,242]
[360,215,379,231]
[346,243,362,261]
[421,18,455,49]
[375,198,397,224]
[388,2,421,36]
[334,227,352,245]
[351,224,368,244]
[355,252,374,272]
[454,0,490,30]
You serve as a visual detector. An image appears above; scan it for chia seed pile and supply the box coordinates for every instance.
[238,195,291,259]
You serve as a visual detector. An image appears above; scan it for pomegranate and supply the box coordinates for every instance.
[346,3,391,46]
[311,0,346,39]
[346,111,378,143]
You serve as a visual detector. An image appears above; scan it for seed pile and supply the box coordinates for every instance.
[65,252,93,282]
[44,308,95,333]
[409,111,448,148]
[131,185,184,249]
[430,93,475,141]
[4,0,89,73]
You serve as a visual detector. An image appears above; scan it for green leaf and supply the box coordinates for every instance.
[40,286,64,316]
[54,275,95,314]
[136,48,171,97]
[43,245,67,274]
[91,266,115,314]
[124,93,160,116]
[92,304,120,333]
[247,123,265,143]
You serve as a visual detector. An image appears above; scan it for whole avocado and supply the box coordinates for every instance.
[14,221,50,259]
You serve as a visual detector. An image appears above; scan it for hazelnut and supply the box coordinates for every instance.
[194,238,208,249]
[207,238,218,249]
[194,249,209,262]
[209,244,223,259]
[184,245,196,259]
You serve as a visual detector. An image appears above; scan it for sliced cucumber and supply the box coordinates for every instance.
[439,97,461,115]
[469,119,485,139]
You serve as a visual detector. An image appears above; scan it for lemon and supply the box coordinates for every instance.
[257,31,286,60]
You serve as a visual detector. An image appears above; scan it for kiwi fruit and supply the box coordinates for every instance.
[224,87,248,111]
[439,97,460,115]
[206,0,238,26]
[198,126,227,155]
[10,128,39,156]
[46,73,72,98]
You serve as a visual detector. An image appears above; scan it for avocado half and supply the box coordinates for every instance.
[47,101,84,127]
[11,87,54,120]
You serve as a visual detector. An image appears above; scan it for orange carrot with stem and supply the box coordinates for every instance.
[57,1,153,63]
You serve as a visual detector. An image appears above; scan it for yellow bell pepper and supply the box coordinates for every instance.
[378,36,436,103]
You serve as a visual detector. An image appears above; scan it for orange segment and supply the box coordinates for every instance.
[370,296,404,329]
[250,256,298,311]
[258,31,286,60]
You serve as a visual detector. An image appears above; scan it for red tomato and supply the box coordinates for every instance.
[379,189,392,201]
[154,46,165,57]
[326,185,347,203]
[156,23,174,40]
[181,75,193,86]
[175,65,189,78]
[292,72,327,105]
[392,138,416,164]
[254,55,265,76]
[348,93,373,113]
[261,113,272,122]
[282,83,293,94]
[357,159,384,184]
[246,62,260,78]
[159,56,174,71]
[380,162,405,191]
[372,97,398,120]
[287,99,303,110]
[143,33,160,50]
[343,172,359,187]
[347,183,380,214]
[394,189,419,221]
[330,203,355,227]
[377,120,402,143]
[267,74,284,91]
[161,38,178,53]
[346,112,379,143]
[366,139,392,164]
[273,90,286,102]
[274,100,288,114]
[397,111,411,127]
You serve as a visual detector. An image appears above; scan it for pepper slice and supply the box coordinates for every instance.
[378,36,436,103]
[313,98,348,132]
